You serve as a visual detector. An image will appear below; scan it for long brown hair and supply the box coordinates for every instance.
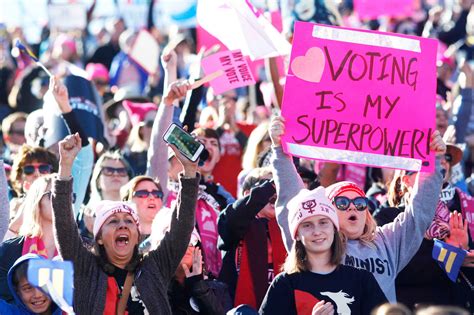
[283,229,345,274]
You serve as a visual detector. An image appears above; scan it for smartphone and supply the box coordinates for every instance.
[163,123,205,162]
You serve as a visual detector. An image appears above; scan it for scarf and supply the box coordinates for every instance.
[22,236,57,258]
[425,201,450,240]
[167,184,222,277]
[234,219,286,309]
[456,188,474,240]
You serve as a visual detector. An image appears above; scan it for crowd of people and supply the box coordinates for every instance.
[0,0,474,314]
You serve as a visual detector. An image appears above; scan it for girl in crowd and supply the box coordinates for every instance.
[260,186,387,314]
[51,81,199,314]
[269,116,446,302]
[0,175,58,302]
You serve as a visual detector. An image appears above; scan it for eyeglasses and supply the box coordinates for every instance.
[43,191,76,203]
[23,164,52,175]
[333,196,369,211]
[133,189,163,199]
[101,166,128,177]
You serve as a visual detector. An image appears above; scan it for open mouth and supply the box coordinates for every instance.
[147,203,156,209]
[348,215,358,222]
[115,234,130,247]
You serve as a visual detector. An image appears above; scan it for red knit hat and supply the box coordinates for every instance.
[326,181,366,201]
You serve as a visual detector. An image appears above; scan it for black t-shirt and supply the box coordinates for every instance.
[112,268,145,315]
[260,265,387,315]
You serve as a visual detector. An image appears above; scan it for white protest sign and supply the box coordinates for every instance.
[48,3,87,30]
[129,30,160,75]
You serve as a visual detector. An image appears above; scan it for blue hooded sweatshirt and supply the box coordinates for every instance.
[0,254,62,315]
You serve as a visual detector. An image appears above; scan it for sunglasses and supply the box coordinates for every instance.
[101,166,128,177]
[133,189,163,199]
[43,191,76,203]
[23,164,52,175]
[333,196,369,211]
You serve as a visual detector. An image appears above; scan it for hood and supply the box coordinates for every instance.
[7,254,61,314]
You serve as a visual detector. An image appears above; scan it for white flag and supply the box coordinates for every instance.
[197,0,291,60]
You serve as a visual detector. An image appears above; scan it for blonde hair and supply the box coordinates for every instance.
[120,175,162,202]
[241,122,270,170]
[283,229,345,274]
[18,174,54,238]
[358,210,378,246]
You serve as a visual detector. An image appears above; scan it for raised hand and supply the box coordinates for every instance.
[49,76,72,113]
[163,80,191,107]
[161,49,177,73]
[429,130,447,157]
[445,211,469,250]
[58,133,82,175]
[269,115,285,147]
[183,248,203,278]
[312,300,335,315]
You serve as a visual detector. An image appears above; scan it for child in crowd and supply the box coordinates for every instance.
[0,253,61,315]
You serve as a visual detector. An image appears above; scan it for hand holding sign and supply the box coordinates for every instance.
[163,80,192,106]
[430,130,446,157]
[50,76,72,113]
[269,116,285,147]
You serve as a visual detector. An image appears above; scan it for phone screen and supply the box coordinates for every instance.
[165,125,203,161]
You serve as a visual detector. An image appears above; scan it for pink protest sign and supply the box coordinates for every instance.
[354,0,420,19]
[201,49,256,94]
[282,22,438,172]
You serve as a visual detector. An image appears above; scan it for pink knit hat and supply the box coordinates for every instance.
[86,63,109,81]
[54,34,77,56]
[93,201,140,238]
[326,181,366,201]
[288,187,339,240]
[122,100,157,127]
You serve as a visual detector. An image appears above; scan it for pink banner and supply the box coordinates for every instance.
[354,0,420,20]
[281,22,438,172]
[201,49,256,94]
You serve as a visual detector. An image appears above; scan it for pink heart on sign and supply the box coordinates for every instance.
[290,47,325,83]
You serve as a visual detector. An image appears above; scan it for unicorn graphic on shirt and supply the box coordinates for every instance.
[320,290,354,314]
